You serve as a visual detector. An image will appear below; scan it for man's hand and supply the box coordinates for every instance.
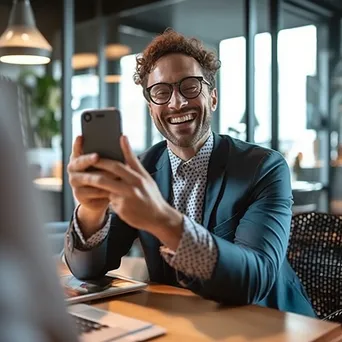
[92,136,183,250]
[67,136,110,237]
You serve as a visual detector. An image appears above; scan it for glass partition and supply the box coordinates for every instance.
[119,54,147,153]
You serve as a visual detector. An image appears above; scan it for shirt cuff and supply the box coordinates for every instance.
[160,215,218,281]
[73,205,111,249]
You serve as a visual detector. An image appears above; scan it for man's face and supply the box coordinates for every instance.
[146,53,217,148]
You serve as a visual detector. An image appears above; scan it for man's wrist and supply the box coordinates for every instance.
[151,204,183,251]
[77,205,108,240]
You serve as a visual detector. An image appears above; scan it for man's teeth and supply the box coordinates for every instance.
[169,114,194,124]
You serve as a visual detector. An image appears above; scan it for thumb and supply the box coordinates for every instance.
[120,135,146,174]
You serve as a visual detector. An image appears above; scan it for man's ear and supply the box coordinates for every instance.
[210,88,218,112]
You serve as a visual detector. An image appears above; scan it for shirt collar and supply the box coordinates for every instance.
[168,132,214,177]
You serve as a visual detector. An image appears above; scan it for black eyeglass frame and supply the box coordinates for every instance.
[144,76,211,105]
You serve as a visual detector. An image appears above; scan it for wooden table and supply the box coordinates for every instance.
[59,264,341,341]
[90,284,341,342]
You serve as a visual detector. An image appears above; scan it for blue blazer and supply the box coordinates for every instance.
[65,133,316,317]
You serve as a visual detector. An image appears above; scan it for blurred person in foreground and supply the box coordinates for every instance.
[0,116,77,342]
[65,29,315,317]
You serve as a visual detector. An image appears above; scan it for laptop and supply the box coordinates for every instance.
[0,77,165,342]
[62,273,165,340]
[69,304,165,342]
[61,272,165,341]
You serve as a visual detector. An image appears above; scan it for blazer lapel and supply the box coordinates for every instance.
[150,148,172,203]
[146,135,228,229]
[202,133,229,228]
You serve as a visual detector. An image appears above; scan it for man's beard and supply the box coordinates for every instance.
[153,105,212,148]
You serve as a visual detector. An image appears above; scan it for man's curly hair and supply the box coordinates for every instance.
[133,29,221,91]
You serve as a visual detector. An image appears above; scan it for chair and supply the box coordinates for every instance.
[287,212,342,322]
[323,309,342,323]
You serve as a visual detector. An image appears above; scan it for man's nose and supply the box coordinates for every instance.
[168,89,188,110]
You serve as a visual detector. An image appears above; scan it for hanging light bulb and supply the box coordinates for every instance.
[0,0,52,65]
[105,74,121,83]
[104,44,130,84]
[72,53,98,70]
[105,43,131,60]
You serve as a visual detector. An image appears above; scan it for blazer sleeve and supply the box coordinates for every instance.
[186,150,293,305]
[64,215,138,280]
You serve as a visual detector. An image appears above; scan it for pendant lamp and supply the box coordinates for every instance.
[104,43,131,84]
[0,0,52,65]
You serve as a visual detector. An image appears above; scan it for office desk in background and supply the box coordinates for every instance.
[34,177,62,221]
[59,262,342,342]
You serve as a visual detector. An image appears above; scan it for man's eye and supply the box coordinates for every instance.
[183,86,197,91]
[155,91,170,98]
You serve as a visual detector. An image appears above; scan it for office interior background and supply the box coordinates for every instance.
[0,0,342,222]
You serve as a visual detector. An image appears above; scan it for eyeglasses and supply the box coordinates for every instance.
[145,76,211,105]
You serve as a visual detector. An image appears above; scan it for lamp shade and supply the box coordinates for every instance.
[0,0,52,65]
[105,43,131,60]
[72,53,98,70]
[105,74,121,83]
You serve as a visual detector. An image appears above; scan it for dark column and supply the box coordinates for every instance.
[61,0,74,221]
[270,0,282,151]
[106,60,120,108]
[97,0,107,108]
[245,0,257,143]
[328,16,342,212]
[145,106,153,148]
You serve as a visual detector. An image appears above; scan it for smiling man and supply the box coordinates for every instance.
[65,30,316,317]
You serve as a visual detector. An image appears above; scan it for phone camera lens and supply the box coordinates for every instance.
[84,113,92,122]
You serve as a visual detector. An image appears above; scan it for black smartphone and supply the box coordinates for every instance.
[82,276,114,292]
[62,275,114,297]
[81,108,124,163]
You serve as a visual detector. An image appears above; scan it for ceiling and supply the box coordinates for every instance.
[0,0,340,59]
[313,0,342,12]
[118,0,322,46]
[0,0,340,16]
[0,0,339,32]
[0,0,163,21]
[0,0,163,45]
[48,0,334,60]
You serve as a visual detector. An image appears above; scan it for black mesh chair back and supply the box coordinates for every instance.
[324,309,342,322]
[288,212,342,321]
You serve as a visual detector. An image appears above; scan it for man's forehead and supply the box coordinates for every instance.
[147,54,203,85]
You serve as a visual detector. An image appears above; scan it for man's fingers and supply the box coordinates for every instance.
[73,186,109,199]
[71,136,83,159]
[120,135,147,175]
[68,154,99,172]
[69,171,130,195]
[94,159,141,185]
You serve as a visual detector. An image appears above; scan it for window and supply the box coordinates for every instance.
[119,54,147,153]
[219,25,317,166]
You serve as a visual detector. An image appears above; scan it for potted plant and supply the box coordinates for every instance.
[19,70,62,178]
[18,70,61,148]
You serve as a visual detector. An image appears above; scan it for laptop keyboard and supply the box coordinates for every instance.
[70,314,109,335]
[68,305,165,341]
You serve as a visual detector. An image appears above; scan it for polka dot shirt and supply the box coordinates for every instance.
[160,132,218,280]
[74,132,218,281]
[73,206,111,247]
